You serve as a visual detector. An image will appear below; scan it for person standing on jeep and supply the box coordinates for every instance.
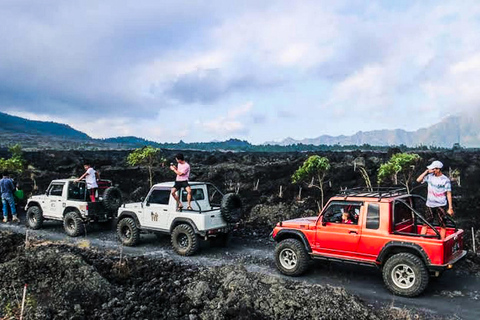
[416,160,453,237]
[1,172,19,223]
[170,153,192,211]
[76,163,99,202]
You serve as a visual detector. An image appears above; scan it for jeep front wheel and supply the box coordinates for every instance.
[382,253,429,297]
[117,217,139,246]
[274,238,309,276]
[63,211,85,237]
[171,224,199,256]
[26,206,43,230]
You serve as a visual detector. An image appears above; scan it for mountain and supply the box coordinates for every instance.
[0,112,90,140]
[266,114,480,148]
[2,111,479,150]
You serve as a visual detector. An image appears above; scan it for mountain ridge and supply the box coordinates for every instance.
[266,114,480,148]
[1,111,479,149]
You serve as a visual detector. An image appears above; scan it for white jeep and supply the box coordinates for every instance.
[25,179,122,236]
[115,181,243,256]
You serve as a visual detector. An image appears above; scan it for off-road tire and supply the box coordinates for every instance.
[220,193,243,223]
[117,217,139,246]
[171,224,199,256]
[103,187,122,211]
[382,252,429,297]
[26,206,43,230]
[63,211,85,237]
[274,238,309,276]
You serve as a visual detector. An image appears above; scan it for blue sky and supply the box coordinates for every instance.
[1,0,480,144]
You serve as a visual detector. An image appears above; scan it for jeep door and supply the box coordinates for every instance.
[142,187,171,231]
[44,182,65,218]
[315,201,363,254]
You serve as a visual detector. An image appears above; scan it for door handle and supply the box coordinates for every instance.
[210,215,215,218]
[349,230,358,234]
[163,209,168,211]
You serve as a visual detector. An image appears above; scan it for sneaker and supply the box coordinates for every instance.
[12,216,19,223]
[2,218,7,223]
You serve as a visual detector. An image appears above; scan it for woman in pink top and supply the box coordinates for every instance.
[170,153,192,211]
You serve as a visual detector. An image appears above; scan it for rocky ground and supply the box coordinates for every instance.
[1,148,480,319]
[0,230,448,320]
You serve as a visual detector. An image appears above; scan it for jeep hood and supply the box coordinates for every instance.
[121,202,142,210]
[28,195,45,201]
[279,217,317,228]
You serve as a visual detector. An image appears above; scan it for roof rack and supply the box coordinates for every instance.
[338,187,408,200]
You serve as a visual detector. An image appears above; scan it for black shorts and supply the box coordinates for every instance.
[426,206,448,227]
[173,180,189,190]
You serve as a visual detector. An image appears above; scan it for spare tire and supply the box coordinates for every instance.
[220,193,243,223]
[103,187,122,211]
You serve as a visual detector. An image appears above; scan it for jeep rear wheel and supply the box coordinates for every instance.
[103,187,122,211]
[117,217,139,246]
[63,211,85,237]
[220,193,243,223]
[171,224,199,256]
[382,253,429,297]
[26,206,43,230]
[274,238,309,276]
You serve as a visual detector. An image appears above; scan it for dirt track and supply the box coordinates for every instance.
[1,217,479,320]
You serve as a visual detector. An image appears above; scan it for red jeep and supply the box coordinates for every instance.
[271,188,467,297]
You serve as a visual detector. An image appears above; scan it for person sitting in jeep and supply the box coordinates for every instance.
[341,211,353,224]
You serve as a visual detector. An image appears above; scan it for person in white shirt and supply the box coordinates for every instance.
[416,160,454,237]
[76,163,99,202]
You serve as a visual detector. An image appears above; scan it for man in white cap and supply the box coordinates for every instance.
[416,160,454,237]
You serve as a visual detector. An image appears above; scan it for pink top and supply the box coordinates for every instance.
[176,162,190,181]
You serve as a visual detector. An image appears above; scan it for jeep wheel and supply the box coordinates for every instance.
[274,238,309,276]
[382,253,429,297]
[220,193,243,223]
[117,217,139,246]
[103,187,123,211]
[26,206,43,230]
[63,211,85,237]
[171,224,199,256]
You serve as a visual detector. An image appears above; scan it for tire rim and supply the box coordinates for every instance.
[391,263,416,289]
[122,226,132,239]
[279,248,297,270]
[178,234,189,248]
[29,212,36,224]
[66,218,75,231]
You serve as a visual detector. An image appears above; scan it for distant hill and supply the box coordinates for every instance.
[1,111,479,151]
[101,136,162,148]
[266,114,480,148]
[0,112,90,140]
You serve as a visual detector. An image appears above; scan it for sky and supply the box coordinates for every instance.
[1,0,480,144]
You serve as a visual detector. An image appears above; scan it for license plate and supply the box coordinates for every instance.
[453,242,459,253]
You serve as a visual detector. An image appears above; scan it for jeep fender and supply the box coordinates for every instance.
[273,229,312,253]
[26,201,42,211]
[170,218,200,235]
[377,241,431,266]
[117,211,142,227]
[63,207,82,217]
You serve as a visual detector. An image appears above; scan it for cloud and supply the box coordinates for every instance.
[2,0,480,143]
[200,102,254,135]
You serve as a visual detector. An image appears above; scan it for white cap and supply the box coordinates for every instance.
[427,160,443,170]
